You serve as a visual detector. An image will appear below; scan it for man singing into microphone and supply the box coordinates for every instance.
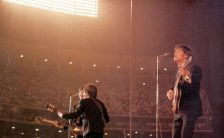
[167,44,202,138]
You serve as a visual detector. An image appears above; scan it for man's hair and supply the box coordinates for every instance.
[84,83,97,98]
[175,44,192,57]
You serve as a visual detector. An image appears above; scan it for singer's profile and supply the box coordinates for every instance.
[166,44,202,138]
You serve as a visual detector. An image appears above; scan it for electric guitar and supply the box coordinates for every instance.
[45,104,83,135]
[172,56,192,113]
[35,116,83,135]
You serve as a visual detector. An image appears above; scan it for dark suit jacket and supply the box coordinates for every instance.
[62,98,110,136]
[171,64,203,117]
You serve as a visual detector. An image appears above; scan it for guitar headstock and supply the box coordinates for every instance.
[184,56,192,68]
[187,56,192,65]
[46,104,58,113]
[180,56,192,69]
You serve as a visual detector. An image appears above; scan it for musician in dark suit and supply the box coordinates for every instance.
[167,44,202,138]
[58,83,110,138]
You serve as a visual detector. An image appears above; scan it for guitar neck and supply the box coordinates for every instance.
[41,118,64,129]
[42,119,57,124]
[36,116,83,135]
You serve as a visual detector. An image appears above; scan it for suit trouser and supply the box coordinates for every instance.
[84,132,103,138]
[76,135,84,138]
[172,113,198,138]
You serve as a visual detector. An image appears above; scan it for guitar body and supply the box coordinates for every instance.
[172,83,182,113]
[71,126,83,135]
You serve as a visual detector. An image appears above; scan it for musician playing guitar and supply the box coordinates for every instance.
[46,86,86,138]
[167,44,202,138]
[58,83,110,138]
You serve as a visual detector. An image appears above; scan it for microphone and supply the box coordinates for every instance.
[70,93,79,97]
[158,52,170,57]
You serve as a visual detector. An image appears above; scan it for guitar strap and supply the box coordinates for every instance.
[91,98,106,125]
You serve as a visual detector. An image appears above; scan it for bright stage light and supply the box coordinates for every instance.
[35,128,39,131]
[4,0,98,17]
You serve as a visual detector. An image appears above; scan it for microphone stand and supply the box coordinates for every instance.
[123,130,127,138]
[156,55,159,138]
[68,94,77,138]
[156,53,169,138]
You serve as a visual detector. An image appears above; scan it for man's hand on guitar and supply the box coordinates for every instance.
[167,90,174,101]
[58,111,63,118]
[178,68,192,83]
[178,68,190,76]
